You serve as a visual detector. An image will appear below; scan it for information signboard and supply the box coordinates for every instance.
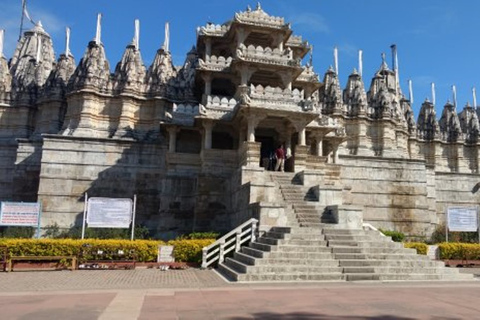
[0,202,41,226]
[87,197,133,228]
[447,206,478,232]
[158,245,175,263]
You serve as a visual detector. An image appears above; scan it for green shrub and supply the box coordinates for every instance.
[404,242,428,255]
[379,229,405,242]
[167,239,215,263]
[0,226,36,238]
[0,239,162,262]
[181,232,220,240]
[42,223,151,240]
[438,243,480,260]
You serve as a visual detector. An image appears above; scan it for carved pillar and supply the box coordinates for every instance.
[316,137,323,156]
[285,129,292,157]
[298,128,306,146]
[202,73,212,96]
[247,117,257,142]
[167,126,178,152]
[280,73,293,90]
[240,67,255,86]
[203,120,213,150]
[205,38,212,59]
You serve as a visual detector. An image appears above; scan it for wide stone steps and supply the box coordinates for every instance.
[345,273,473,282]
[224,258,341,274]
[331,246,418,255]
[339,259,446,267]
[218,263,345,282]
[234,252,339,266]
[328,240,404,248]
[342,266,461,275]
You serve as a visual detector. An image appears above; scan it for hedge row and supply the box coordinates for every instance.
[0,238,216,263]
[403,242,428,255]
[437,243,480,260]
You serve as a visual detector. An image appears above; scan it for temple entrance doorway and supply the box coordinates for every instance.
[256,134,276,171]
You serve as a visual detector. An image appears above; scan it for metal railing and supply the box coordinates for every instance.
[201,218,258,269]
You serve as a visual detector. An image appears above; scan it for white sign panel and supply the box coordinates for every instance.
[447,206,478,232]
[0,202,41,226]
[87,197,132,228]
[158,245,175,263]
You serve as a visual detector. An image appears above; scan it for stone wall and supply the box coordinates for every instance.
[340,155,437,236]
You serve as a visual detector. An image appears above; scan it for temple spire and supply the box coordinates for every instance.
[333,46,338,75]
[163,22,170,52]
[134,19,140,49]
[358,49,363,77]
[408,79,414,104]
[473,87,477,110]
[431,82,436,106]
[0,29,4,58]
[65,27,71,57]
[452,85,457,110]
[95,13,102,45]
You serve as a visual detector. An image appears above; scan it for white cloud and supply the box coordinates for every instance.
[288,12,329,34]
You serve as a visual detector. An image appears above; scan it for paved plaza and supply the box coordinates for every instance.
[0,268,480,319]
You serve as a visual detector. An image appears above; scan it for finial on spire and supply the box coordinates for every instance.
[431,82,436,106]
[391,44,400,96]
[65,27,71,57]
[163,22,170,52]
[358,49,363,77]
[408,80,414,105]
[452,86,458,109]
[256,2,262,10]
[309,44,313,67]
[333,46,339,75]
[35,33,41,63]
[134,19,140,50]
[95,13,102,45]
[0,29,4,58]
[473,87,477,110]
[247,5,251,12]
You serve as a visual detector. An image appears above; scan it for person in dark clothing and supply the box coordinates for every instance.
[274,144,285,172]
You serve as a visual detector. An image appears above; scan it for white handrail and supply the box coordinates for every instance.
[201,218,258,269]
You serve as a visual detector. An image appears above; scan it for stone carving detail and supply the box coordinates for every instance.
[10,22,55,104]
[168,47,198,102]
[416,99,440,141]
[113,43,146,93]
[198,55,232,71]
[401,97,416,134]
[366,61,402,122]
[343,69,367,117]
[68,41,111,93]
[43,54,76,98]
[234,3,286,29]
[0,54,11,104]
[320,67,343,115]
[439,101,463,142]
[146,48,177,96]
[458,103,480,144]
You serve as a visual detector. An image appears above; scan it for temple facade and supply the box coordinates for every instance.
[0,5,479,238]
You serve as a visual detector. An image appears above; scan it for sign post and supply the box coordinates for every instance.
[0,202,42,238]
[131,194,137,241]
[446,206,479,243]
[81,193,88,240]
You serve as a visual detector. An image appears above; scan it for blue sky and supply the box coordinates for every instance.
[1,0,479,117]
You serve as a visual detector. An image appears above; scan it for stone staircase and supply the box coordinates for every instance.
[325,228,472,281]
[216,171,474,282]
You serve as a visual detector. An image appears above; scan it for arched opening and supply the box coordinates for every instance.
[176,129,201,154]
[249,71,284,89]
[211,78,236,97]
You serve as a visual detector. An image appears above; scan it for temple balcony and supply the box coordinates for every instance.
[201,95,239,120]
[244,84,318,113]
[198,55,233,72]
[198,23,229,37]
[171,103,200,126]
[235,44,300,67]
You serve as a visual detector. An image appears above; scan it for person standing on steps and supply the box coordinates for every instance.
[274,144,285,172]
